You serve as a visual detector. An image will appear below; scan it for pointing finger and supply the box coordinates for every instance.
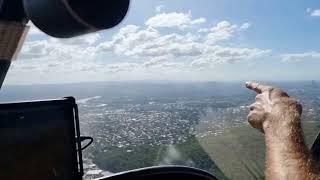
[246,82,272,94]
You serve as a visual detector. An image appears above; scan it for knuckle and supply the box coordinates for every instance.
[265,86,274,92]
[247,112,257,122]
[288,97,298,103]
[247,117,258,128]
[291,99,302,112]
[277,89,289,97]
[249,103,261,111]
[279,97,303,115]
[249,104,255,111]
[247,114,254,123]
[271,88,289,98]
[255,94,263,100]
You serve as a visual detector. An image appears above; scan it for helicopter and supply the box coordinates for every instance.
[1,1,320,180]
[0,0,219,179]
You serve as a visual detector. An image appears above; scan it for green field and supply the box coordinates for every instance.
[199,122,320,180]
[93,136,228,179]
[93,122,320,180]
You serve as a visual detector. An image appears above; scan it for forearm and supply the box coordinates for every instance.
[264,115,319,180]
[245,82,320,179]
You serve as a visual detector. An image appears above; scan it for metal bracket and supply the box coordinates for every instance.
[0,21,29,60]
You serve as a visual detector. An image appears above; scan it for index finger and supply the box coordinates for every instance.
[245,82,271,94]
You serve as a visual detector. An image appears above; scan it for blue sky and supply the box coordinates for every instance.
[5,0,320,84]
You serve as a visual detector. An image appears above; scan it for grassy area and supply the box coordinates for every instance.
[198,122,320,180]
[93,136,228,179]
[93,122,320,180]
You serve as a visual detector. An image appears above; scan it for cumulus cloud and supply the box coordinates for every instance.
[27,22,43,35]
[205,21,251,44]
[198,28,210,33]
[191,46,271,67]
[206,21,237,44]
[143,56,171,67]
[96,19,260,66]
[307,8,320,16]
[145,12,206,28]
[155,5,165,13]
[103,63,139,73]
[281,52,320,62]
[311,10,320,16]
[240,22,251,30]
[19,34,99,61]
[19,18,267,74]
[10,11,270,84]
[54,33,101,46]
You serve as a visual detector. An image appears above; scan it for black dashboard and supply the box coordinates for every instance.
[97,166,219,180]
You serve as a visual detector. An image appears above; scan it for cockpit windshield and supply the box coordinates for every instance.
[1,0,320,180]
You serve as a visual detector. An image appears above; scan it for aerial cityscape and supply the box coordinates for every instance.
[1,81,319,180]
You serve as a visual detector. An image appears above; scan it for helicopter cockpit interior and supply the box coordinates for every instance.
[1,0,320,180]
[0,0,219,179]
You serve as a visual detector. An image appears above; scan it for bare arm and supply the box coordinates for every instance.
[246,82,320,180]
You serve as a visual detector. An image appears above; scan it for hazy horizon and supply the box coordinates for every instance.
[3,79,320,86]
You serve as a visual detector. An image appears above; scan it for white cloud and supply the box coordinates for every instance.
[54,33,101,46]
[155,5,164,13]
[308,9,320,16]
[205,21,251,44]
[98,26,201,58]
[240,22,251,30]
[206,21,237,44]
[27,22,43,35]
[281,52,320,62]
[9,11,269,84]
[103,63,139,73]
[198,28,210,33]
[19,35,99,61]
[190,17,207,25]
[97,22,269,69]
[19,40,50,59]
[191,46,271,67]
[22,15,256,68]
[21,27,100,71]
[145,12,206,28]
[20,19,266,71]
[97,26,161,56]
[143,55,172,67]
[311,10,320,16]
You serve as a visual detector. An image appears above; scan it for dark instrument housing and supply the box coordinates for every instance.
[0,0,130,38]
[0,0,28,23]
[23,0,130,38]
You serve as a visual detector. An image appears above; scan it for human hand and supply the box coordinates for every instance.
[246,82,302,133]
